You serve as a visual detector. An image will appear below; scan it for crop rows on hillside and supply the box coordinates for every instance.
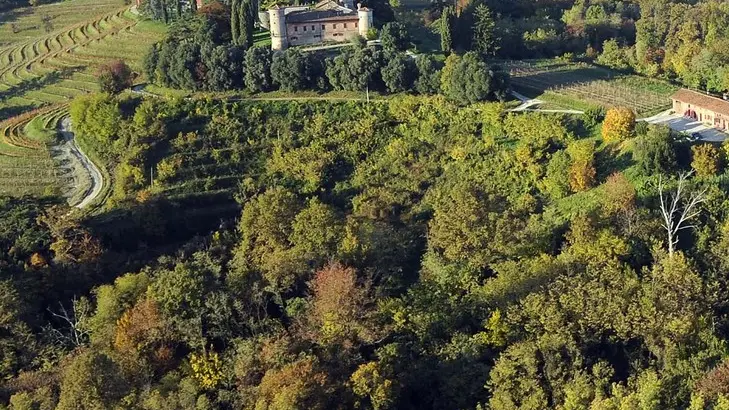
[0,104,66,195]
[0,7,165,118]
[506,60,676,115]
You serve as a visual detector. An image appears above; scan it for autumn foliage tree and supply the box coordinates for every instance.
[97,60,134,95]
[567,140,597,192]
[691,143,721,177]
[306,262,373,346]
[601,107,636,143]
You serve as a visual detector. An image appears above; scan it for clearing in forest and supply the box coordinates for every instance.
[503,60,678,116]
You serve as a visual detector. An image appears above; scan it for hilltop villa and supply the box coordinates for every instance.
[260,0,373,50]
[672,89,729,132]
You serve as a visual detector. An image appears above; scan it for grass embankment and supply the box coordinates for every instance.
[136,85,394,102]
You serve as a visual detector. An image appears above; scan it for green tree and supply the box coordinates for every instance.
[472,5,498,55]
[326,46,384,91]
[69,93,122,159]
[233,187,305,294]
[634,125,677,174]
[440,52,509,104]
[440,6,454,54]
[204,45,243,91]
[232,0,254,48]
[414,54,441,94]
[381,52,416,93]
[271,48,311,91]
[56,351,129,410]
[245,46,273,92]
[380,22,410,52]
[597,39,630,70]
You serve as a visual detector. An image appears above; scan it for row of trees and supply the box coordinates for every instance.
[145,20,510,103]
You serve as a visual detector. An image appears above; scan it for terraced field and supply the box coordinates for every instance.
[0,104,64,196]
[0,6,167,119]
[0,0,124,47]
[0,0,167,198]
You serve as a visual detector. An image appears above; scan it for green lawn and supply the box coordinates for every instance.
[253,28,271,47]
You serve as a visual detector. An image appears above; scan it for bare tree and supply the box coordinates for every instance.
[658,171,707,255]
[46,297,92,348]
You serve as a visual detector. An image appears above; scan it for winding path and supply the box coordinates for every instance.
[58,117,103,208]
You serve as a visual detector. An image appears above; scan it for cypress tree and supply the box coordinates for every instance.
[231,0,240,45]
[238,0,254,49]
[472,5,498,55]
[440,6,453,54]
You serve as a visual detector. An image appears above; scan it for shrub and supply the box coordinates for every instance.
[582,106,606,129]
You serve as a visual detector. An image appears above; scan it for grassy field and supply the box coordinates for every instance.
[0,0,167,197]
[503,59,678,116]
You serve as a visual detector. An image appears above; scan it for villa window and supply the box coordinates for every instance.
[312,25,315,31]
[303,25,307,31]
[294,26,298,32]
[322,24,325,29]
[344,23,347,28]
[333,23,337,28]
[355,22,358,27]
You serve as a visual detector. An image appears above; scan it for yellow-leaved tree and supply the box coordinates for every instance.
[691,143,721,177]
[567,140,597,192]
[602,107,636,143]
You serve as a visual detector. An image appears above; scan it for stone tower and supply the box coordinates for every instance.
[357,4,373,38]
[268,5,288,50]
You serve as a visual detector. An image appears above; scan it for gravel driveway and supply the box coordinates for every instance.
[642,111,728,142]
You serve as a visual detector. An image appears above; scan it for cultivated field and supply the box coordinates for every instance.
[0,4,166,119]
[0,104,64,196]
[504,60,678,116]
[0,0,167,197]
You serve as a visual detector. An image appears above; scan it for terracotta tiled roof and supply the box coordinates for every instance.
[672,89,729,117]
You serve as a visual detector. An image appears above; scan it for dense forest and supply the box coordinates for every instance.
[2,94,729,408]
[7,0,729,409]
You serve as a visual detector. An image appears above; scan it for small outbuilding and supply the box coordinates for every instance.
[671,89,729,132]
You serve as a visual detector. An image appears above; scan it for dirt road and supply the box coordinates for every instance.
[57,117,103,208]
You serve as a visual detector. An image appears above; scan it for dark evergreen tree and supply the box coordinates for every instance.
[245,46,274,92]
[414,54,441,94]
[472,5,498,55]
[382,52,416,93]
[440,6,454,54]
